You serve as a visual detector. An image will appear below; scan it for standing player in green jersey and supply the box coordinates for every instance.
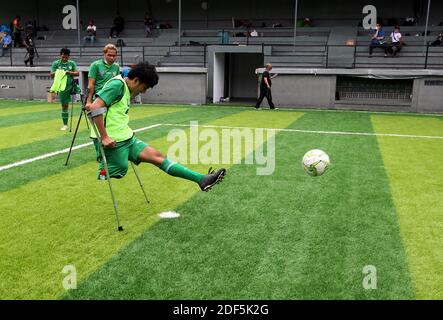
[50,47,80,131]
[86,44,120,161]
[88,62,226,192]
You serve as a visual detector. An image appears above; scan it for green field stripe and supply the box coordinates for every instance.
[0,100,45,109]
[0,105,242,168]
[0,106,244,192]
[0,103,58,117]
[0,106,187,150]
[0,109,300,299]
[0,109,62,128]
[66,111,414,299]
[371,116,443,137]
[372,115,443,299]
[284,110,380,132]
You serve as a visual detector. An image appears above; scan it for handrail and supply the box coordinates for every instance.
[0,42,442,70]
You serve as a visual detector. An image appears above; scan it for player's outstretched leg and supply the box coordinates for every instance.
[138,145,226,192]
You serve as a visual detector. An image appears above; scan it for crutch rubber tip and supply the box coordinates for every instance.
[118,226,124,232]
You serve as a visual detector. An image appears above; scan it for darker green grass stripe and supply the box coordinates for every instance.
[65,111,414,300]
[0,107,244,193]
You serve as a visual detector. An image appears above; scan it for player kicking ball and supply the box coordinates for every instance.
[88,62,226,191]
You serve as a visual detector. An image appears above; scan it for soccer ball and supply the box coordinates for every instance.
[302,149,330,177]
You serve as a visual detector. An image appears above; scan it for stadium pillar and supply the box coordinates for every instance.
[76,0,81,55]
[293,0,299,51]
[178,0,182,55]
[423,0,431,50]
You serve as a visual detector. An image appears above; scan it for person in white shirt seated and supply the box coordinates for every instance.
[250,29,258,37]
[83,20,97,45]
[387,26,403,57]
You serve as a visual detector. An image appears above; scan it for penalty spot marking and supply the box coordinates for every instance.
[158,211,181,219]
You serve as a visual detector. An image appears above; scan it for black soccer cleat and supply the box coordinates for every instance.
[199,167,226,192]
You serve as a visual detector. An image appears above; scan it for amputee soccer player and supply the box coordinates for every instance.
[86,44,120,161]
[88,62,226,191]
[50,47,80,131]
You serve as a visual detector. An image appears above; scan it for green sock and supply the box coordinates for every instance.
[159,158,204,184]
[61,110,69,125]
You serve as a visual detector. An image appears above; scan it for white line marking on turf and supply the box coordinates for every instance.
[0,142,93,172]
[0,124,162,172]
[161,123,443,140]
[2,121,443,172]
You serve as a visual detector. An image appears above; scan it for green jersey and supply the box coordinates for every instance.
[51,59,77,89]
[88,59,120,93]
[96,75,132,142]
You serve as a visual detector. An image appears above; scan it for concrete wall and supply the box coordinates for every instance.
[1,66,442,113]
[0,66,207,105]
[256,68,443,113]
[0,69,54,100]
[270,74,335,108]
[141,68,207,104]
[415,78,443,113]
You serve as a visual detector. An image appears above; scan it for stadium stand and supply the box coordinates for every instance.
[1,24,442,69]
[0,0,442,112]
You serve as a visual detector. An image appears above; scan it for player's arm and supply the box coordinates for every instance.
[87,63,97,107]
[86,77,96,106]
[264,76,271,89]
[67,70,80,77]
[50,62,56,78]
[89,98,116,148]
[67,62,80,77]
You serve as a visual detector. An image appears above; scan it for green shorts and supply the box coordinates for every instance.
[97,136,148,179]
[59,84,80,105]
[59,88,72,105]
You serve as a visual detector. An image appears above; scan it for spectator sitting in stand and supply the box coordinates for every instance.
[386,26,403,57]
[0,32,12,57]
[84,20,97,45]
[0,24,11,35]
[368,23,387,57]
[144,13,154,37]
[431,32,443,46]
[110,12,125,38]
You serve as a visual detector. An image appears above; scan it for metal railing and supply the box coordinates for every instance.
[0,41,442,70]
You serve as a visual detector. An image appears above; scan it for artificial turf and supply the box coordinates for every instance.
[0,100,441,299]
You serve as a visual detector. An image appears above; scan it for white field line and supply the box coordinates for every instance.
[161,123,443,140]
[2,122,443,172]
[0,124,162,172]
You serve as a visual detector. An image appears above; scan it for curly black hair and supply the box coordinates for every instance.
[60,47,70,56]
[127,62,159,89]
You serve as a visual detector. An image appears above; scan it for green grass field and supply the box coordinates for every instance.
[0,100,442,300]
